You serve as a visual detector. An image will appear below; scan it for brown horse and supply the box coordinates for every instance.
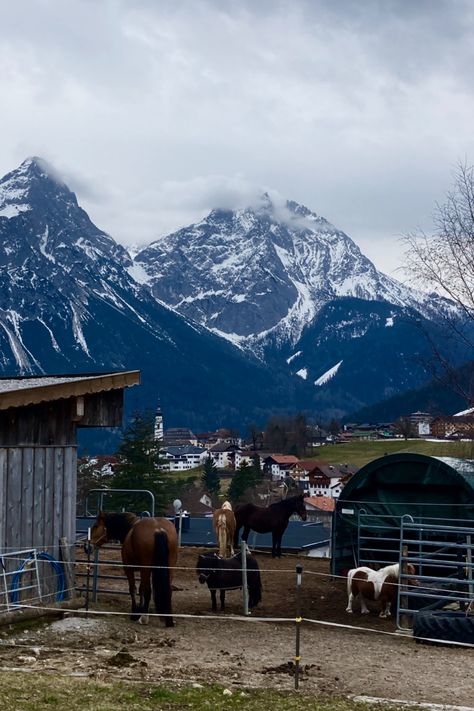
[234,494,308,558]
[213,501,236,558]
[90,511,178,627]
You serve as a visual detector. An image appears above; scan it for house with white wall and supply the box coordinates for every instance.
[160,445,208,471]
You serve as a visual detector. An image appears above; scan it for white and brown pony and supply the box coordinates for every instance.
[213,501,236,558]
[346,562,417,618]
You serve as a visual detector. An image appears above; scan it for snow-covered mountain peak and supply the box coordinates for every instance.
[134,196,455,346]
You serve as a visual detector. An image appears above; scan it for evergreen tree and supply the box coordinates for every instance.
[228,461,259,504]
[201,455,220,495]
[111,411,168,514]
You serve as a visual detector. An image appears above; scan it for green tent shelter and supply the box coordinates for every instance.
[331,453,474,576]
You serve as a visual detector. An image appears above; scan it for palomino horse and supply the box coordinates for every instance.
[213,501,236,558]
[234,494,307,558]
[90,511,178,627]
[196,551,262,612]
[346,562,417,618]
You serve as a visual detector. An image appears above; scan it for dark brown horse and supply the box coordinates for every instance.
[233,494,308,558]
[90,511,178,627]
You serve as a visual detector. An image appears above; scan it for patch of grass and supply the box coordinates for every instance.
[0,672,417,710]
[305,439,474,467]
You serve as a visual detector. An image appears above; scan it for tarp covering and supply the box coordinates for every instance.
[331,453,474,575]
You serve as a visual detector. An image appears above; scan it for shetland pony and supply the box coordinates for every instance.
[346,562,417,618]
[196,551,262,612]
[213,501,236,558]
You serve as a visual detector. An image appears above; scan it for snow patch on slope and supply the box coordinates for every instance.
[314,360,343,386]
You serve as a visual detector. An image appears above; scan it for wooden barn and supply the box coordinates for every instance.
[0,371,139,567]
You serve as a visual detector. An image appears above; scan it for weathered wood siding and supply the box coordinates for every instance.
[0,446,77,557]
[0,391,123,446]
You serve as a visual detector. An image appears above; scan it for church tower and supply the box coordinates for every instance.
[154,403,164,442]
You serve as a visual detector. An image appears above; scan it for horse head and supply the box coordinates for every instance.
[196,554,213,584]
[295,494,308,521]
[89,510,109,549]
[406,562,420,587]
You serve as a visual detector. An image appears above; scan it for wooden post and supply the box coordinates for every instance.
[241,540,249,615]
[59,537,74,599]
[294,564,303,690]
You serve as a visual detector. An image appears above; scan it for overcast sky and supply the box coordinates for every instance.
[1,0,474,276]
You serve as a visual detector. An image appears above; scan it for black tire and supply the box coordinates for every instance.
[413,610,474,646]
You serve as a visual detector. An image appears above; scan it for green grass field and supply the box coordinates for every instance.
[304,438,474,468]
[0,674,408,710]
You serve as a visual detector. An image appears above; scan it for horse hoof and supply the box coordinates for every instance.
[346,609,353,614]
[165,619,174,628]
[361,610,370,615]
[138,615,149,625]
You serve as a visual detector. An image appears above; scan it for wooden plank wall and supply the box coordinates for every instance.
[0,446,77,557]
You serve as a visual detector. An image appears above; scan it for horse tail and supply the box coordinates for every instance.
[152,530,173,626]
[248,558,262,608]
[217,513,227,557]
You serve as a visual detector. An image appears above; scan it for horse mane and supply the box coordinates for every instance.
[103,512,139,543]
[379,563,400,580]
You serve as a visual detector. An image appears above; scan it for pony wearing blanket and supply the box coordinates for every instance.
[196,551,262,612]
[346,562,417,618]
[213,501,236,558]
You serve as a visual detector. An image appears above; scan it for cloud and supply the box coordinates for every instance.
[0,0,474,274]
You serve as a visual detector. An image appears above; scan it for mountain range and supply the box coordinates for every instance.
[0,157,467,446]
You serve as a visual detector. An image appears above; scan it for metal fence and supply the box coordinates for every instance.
[397,518,474,630]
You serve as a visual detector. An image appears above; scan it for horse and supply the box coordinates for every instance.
[346,562,417,618]
[90,511,178,627]
[233,493,308,558]
[196,551,262,612]
[213,501,236,558]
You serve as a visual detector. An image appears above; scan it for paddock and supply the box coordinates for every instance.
[0,545,472,708]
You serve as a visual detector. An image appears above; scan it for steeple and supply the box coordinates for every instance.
[154,402,163,442]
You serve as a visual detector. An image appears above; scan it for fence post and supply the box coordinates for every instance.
[241,540,249,615]
[85,528,92,614]
[294,563,303,690]
[92,546,99,603]
[399,544,410,629]
[59,537,74,600]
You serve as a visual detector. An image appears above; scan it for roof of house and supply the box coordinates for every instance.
[209,442,239,452]
[305,496,336,512]
[264,454,300,465]
[0,371,140,411]
[163,445,206,456]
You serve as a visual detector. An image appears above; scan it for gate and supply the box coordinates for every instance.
[397,518,474,631]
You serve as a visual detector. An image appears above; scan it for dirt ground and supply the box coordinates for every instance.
[0,546,472,707]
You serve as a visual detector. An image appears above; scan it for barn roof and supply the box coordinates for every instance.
[0,371,140,410]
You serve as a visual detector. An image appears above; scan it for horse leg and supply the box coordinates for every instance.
[379,597,391,618]
[210,589,217,612]
[359,593,370,614]
[346,591,355,613]
[138,569,152,625]
[233,523,241,549]
[125,569,140,621]
[272,531,283,558]
[220,589,225,612]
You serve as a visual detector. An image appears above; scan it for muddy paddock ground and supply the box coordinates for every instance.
[0,546,472,707]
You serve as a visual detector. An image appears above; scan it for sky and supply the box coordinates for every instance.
[1,0,474,276]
